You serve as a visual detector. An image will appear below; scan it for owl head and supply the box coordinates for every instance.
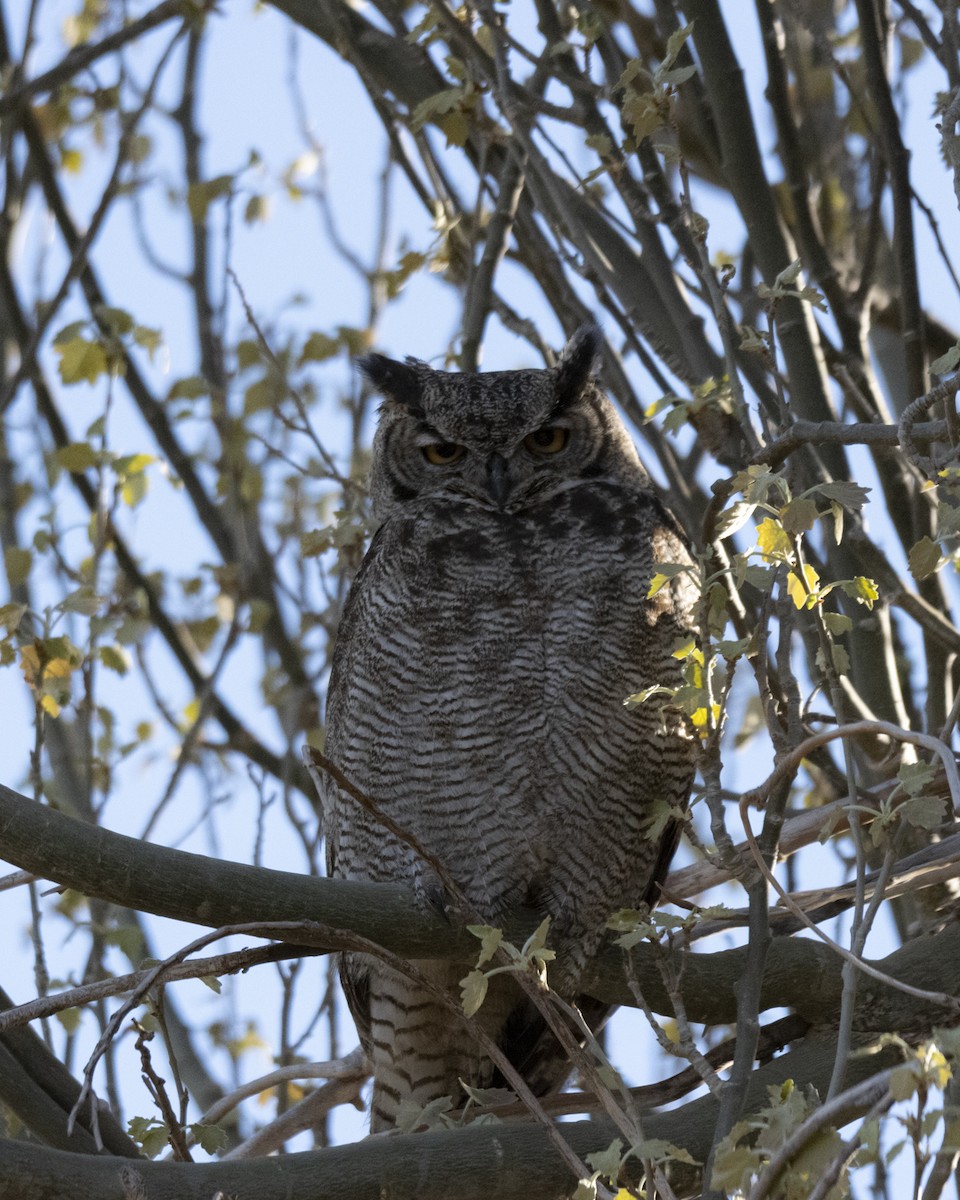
[359,326,648,519]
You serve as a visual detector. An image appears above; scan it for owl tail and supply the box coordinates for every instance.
[366,960,518,1132]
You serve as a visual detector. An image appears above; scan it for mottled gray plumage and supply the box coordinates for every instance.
[310,327,696,1130]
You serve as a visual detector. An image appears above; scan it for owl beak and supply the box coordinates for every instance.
[485,453,511,507]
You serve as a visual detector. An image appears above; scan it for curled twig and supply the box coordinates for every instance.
[899,373,960,476]
[741,720,960,815]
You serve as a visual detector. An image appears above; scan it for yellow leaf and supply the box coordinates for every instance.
[756,517,792,561]
[926,1046,951,1090]
[61,147,83,173]
[691,703,721,729]
[648,572,669,598]
[671,638,699,660]
[786,563,820,608]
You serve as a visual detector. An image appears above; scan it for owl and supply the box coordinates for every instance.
[309,326,697,1131]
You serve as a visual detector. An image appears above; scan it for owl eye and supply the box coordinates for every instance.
[423,441,466,466]
[524,426,569,456]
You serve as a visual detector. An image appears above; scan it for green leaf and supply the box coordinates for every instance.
[909,536,943,581]
[395,1095,454,1134]
[243,375,281,415]
[938,502,960,536]
[336,326,369,356]
[243,194,272,224]
[59,587,101,615]
[715,499,757,539]
[141,1124,170,1158]
[439,109,470,147]
[623,684,674,708]
[300,528,334,558]
[467,924,503,966]
[187,174,234,222]
[411,87,466,131]
[168,375,210,402]
[94,305,134,335]
[930,343,960,375]
[379,251,428,300]
[659,64,696,86]
[128,133,152,163]
[521,917,552,959]
[634,1138,699,1166]
[585,133,613,155]
[662,21,694,70]
[300,332,340,364]
[822,612,853,636]
[813,480,871,510]
[641,798,678,841]
[56,337,109,385]
[459,1082,516,1108]
[710,1142,759,1195]
[55,442,98,472]
[586,1138,624,1182]
[98,644,132,675]
[828,501,844,544]
[774,258,803,288]
[460,969,488,1017]
[622,90,664,141]
[780,496,819,534]
[889,1063,919,1101]
[4,547,32,586]
[739,563,775,593]
[133,325,163,360]
[898,759,937,797]
[53,320,89,347]
[236,339,262,370]
[55,1006,81,1034]
[816,642,850,675]
[190,1123,228,1154]
[901,794,945,830]
[0,602,27,632]
[934,1025,960,1064]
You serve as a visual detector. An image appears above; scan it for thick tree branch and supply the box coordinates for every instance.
[0,1031,906,1200]
[1,782,958,1035]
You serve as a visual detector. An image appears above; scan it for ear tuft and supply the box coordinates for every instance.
[357,354,423,411]
[554,324,602,408]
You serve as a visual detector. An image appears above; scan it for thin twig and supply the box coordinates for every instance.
[0,0,191,116]
[737,793,960,1012]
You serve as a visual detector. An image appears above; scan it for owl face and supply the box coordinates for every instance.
[360,326,645,518]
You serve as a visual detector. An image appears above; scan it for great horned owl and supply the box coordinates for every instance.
[309,326,697,1131]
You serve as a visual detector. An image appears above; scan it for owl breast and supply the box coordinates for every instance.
[324,479,695,973]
